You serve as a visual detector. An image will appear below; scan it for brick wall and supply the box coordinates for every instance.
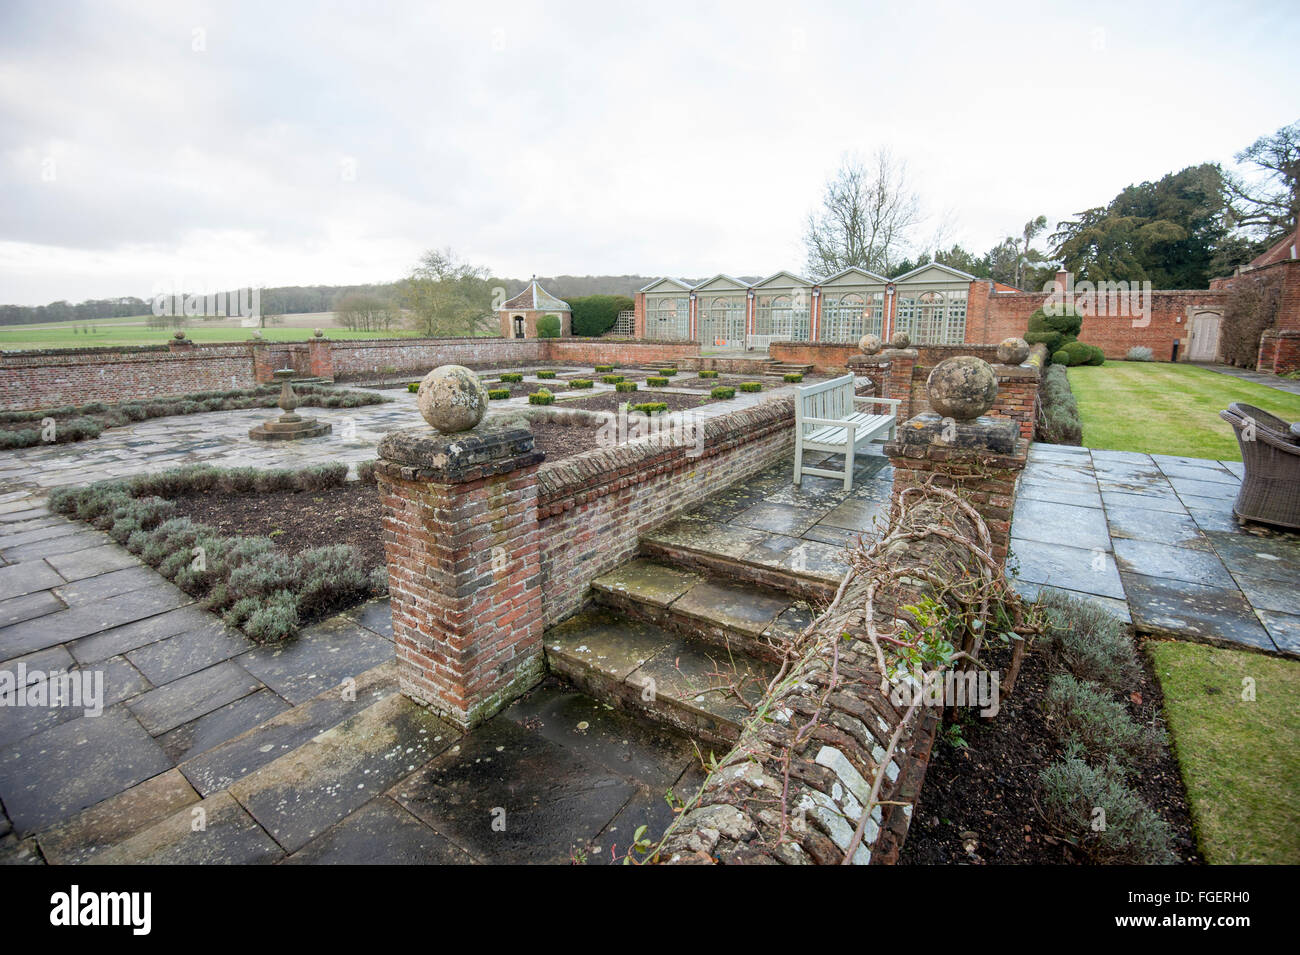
[328,338,543,380]
[0,344,257,411]
[535,398,797,625]
[542,338,699,366]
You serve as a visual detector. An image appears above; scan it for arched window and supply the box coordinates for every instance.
[650,296,688,339]
[702,296,744,346]
[896,290,967,344]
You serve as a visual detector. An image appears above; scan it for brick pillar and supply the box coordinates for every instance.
[634,293,646,338]
[376,424,545,730]
[167,336,196,354]
[250,341,274,383]
[307,336,334,380]
[884,415,1028,564]
[882,347,917,419]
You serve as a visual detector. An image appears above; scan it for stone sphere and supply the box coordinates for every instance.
[926,356,998,420]
[252,330,263,339]
[890,331,911,349]
[858,334,882,355]
[417,364,488,434]
[313,328,323,338]
[997,337,1030,365]
[173,330,186,340]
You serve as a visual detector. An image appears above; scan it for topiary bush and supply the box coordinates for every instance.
[630,402,668,415]
[535,314,562,338]
[698,370,719,379]
[615,382,638,393]
[408,382,419,393]
[499,373,524,383]
[487,388,510,400]
[710,386,736,400]
[529,390,555,405]
[600,374,624,384]
[646,376,669,387]
[536,370,556,379]
[569,378,593,389]
[739,382,762,393]
[657,368,677,377]
[1026,306,1085,361]
[594,364,614,374]
[784,373,804,383]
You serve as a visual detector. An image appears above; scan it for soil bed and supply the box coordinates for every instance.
[168,484,386,574]
[898,640,1200,865]
[668,374,791,390]
[556,390,718,414]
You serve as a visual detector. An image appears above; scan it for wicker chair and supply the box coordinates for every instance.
[1219,403,1300,530]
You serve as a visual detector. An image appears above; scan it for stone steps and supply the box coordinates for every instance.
[590,557,811,664]
[543,607,777,751]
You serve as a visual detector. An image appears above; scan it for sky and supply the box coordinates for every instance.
[1,0,1297,306]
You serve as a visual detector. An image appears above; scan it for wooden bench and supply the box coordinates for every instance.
[794,373,900,490]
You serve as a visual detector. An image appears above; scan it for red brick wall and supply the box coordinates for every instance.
[534,398,797,624]
[0,344,257,411]
[542,338,699,366]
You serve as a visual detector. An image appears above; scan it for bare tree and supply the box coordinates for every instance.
[400,247,495,338]
[1224,120,1299,240]
[804,149,921,277]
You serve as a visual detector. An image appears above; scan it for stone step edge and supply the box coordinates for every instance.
[637,536,839,605]
[591,578,790,666]
[544,638,753,753]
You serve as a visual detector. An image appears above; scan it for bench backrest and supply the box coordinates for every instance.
[796,373,854,431]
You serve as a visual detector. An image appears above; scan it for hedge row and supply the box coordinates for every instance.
[1036,364,1082,446]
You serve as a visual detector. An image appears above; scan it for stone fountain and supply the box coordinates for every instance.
[248,368,332,441]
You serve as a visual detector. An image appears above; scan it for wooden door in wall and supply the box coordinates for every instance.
[1187,311,1223,362]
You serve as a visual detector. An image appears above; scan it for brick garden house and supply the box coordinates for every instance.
[496,279,572,339]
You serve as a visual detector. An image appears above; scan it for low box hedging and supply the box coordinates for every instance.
[710,386,736,399]
[783,373,803,383]
[739,381,762,393]
[615,382,638,392]
[529,390,555,405]
[487,388,510,400]
[630,402,668,415]
[698,370,719,379]
[536,370,557,379]
[646,376,669,386]
[657,368,677,376]
[569,378,593,389]
[594,364,614,373]
[407,382,419,393]
[499,373,524,383]
[600,374,624,384]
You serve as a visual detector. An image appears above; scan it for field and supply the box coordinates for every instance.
[1147,640,1300,865]
[0,312,419,350]
[1067,362,1300,461]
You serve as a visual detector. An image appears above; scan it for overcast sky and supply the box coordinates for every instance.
[1,0,1297,305]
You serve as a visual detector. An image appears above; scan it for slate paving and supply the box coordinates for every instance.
[1012,443,1300,655]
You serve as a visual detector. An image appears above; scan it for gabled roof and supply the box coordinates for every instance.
[639,277,694,293]
[818,265,891,285]
[691,273,750,292]
[753,269,814,289]
[890,262,977,283]
[499,280,570,312]
[1244,226,1299,271]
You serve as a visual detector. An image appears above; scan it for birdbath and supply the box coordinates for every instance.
[248,368,332,441]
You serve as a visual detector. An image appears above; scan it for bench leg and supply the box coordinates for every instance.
[793,439,803,486]
[842,447,854,491]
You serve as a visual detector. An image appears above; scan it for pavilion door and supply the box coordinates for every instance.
[1188,312,1222,362]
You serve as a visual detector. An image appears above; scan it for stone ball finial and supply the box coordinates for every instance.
[858,333,882,355]
[313,328,323,338]
[926,356,998,420]
[173,330,186,340]
[252,330,263,339]
[417,364,488,434]
[889,331,911,349]
[997,337,1030,365]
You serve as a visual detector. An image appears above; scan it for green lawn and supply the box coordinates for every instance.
[1148,641,1300,864]
[1068,362,1300,461]
[0,315,417,350]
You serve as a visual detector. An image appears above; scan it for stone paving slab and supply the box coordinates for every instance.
[127,660,263,736]
[0,561,65,602]
[89,790,284,865]
[284,796,475,864]
[158,688,292,764]
[0,585,193,661]
[234,615,395,705]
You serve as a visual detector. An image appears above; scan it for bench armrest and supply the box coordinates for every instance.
[852,396,901,414]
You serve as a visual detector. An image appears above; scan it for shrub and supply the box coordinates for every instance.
[407,382,419,392]
[739,382,762,393]
[240,589,300,643]
[295,462,348,491]
[1035,590,1138,694]
[487,388,510,400]
[1051,348,1069,366]
[569,294,634,337]
[1057,341,1094,367]
[784,373,804,383]
[294,544,371,620]
[1043,674,1164,767]
[569,378,593,389]
[1026,306,1084,357]
[630,402,668,415]
[646,376,669,387]
[536,370,557,379]
[658,368,677,377]
[1039,757,1177,864]
[529,390,555,405]
[1036,364,1082,445]
[698,370,719,379]
[1126,346,1154,362]
[594,364,614,373]
[535,314,562,338]
[499,373,524,383]
[710,386,736,400]
[614,382,638,393]
[1222,270,1282,368]
[355,460,377,483]
[600,374,624,384]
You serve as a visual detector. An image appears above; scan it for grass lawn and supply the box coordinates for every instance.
[1147,640,1300,864]
[1068,362,1300,461]
[0,314,421,350]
